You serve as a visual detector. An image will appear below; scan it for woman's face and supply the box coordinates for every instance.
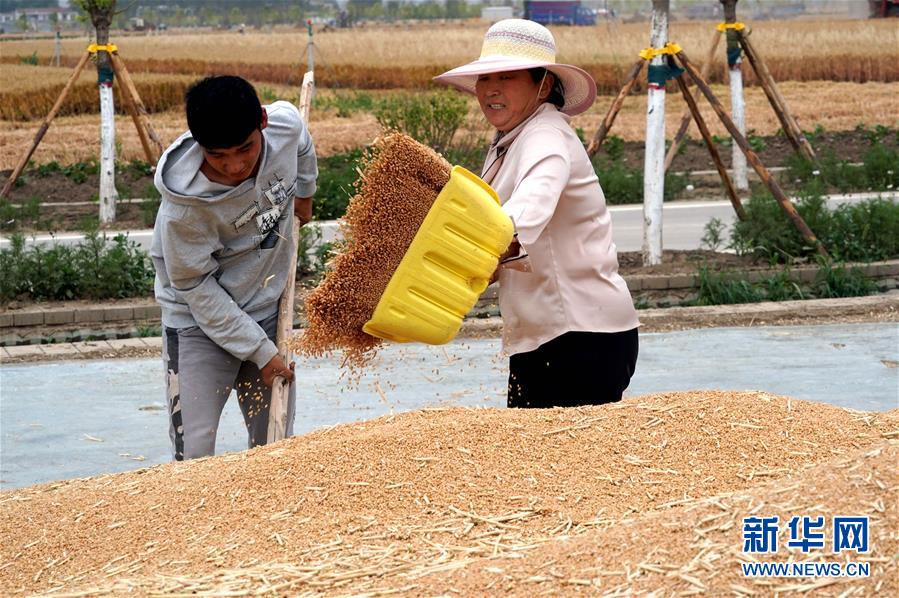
[475,70,551,133]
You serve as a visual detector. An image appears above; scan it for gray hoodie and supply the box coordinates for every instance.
[150,101,317,368]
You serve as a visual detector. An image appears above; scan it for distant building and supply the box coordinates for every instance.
[0,7,79,33]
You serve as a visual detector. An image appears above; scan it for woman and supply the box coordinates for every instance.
[434,19,640,408]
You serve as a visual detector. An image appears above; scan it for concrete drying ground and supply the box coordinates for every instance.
[1,322,897,490]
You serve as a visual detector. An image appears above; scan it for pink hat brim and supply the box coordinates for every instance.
[434,56,597,117]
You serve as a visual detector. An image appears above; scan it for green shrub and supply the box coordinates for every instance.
[814,261,876,298]
[701,217,727,251]
[0,200,16,231]
[144,182,161,200]
[787,145,899,193]
[318,90,376,118]
[373,91,468,153]
[861,144,899,191]
[0,197,43,231]
[593,157,689,205]
[314,149,363,220]
[34,161,62,177]
[604,135,625,161]
[823,198,899,262]
[61,160,99,184]
[729,190,832,263]
[761,269,805,302]
[595,158,642,205]
[296,224,334,280]
[125,159,155,177]
[0,232,154,302]
[141,198,161,227]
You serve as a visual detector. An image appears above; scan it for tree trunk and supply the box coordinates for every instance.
[643,0,669,267]
[721,0,748,193]
[89,3,118,224]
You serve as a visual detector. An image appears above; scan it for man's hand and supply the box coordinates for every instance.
[294,196,313,227]
[261,355,295,387]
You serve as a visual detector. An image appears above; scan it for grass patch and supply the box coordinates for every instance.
[691,262,874,306]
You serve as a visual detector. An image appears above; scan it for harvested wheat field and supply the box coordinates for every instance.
[1,390,896,596]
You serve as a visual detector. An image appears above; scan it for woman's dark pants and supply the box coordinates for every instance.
[507,328,639,408]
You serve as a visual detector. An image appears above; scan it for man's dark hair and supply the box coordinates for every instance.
[528,68,566,110]
[185,76,263,149]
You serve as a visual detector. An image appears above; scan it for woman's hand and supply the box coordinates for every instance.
[294,196,313,227]
[500,239,521,262]
[490,239,521,284]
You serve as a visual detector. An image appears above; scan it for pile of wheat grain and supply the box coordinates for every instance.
[294,132,451,367]
[1,390,895,596]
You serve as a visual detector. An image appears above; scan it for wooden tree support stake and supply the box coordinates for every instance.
[110,53,164,160]
[673,49,828,258]
[675,72,745,220]
[0,51,91,199]
[268,70,315,443]
[109,52,155,164]
[737,31,817,164]
[586,58,644,157]
[665,29,722,171]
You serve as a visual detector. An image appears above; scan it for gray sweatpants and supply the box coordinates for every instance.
[162,313,295,461]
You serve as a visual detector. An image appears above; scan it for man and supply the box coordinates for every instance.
[150,75,317,460]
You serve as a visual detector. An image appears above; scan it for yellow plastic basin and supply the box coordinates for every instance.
[362,165,514,345]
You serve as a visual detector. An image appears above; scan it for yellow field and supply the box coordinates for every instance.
[1,18,897,170]
[3,19,895,67]
[0,64,202,121]
[2,80,896,170]
[2,18,897,91]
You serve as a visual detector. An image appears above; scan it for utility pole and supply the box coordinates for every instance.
[77,0,119,225]
[721,0,748,193]
[643,0,669,266]
[52,28,62,67]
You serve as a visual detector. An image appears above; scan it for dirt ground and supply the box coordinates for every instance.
[2,124,895,233]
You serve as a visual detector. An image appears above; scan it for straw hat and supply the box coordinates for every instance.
[433,19,597,116]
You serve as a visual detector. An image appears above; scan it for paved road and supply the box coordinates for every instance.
[2,322,896,489]
[3,192,894,254]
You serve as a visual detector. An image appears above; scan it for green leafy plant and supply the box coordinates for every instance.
[747,131,767,153]
[701,217,727,251]
[373,91,468,153]
[295,224,334,280]
[19,52,39,66]
[141,198,161,227]
[711,134,732,148]
[721,189,899,264]
[801,124,826,145]
[813,261,876,298]
[319,90,376,118]
[125,159,155,177]
[257,86,279,103]
[0,232,154,302]
[761,269,805,302]
[0,197,43,231]
[61,160,100,184]
[604,135,625,161]
[136,324,161,337]
[692,267,763,305]
[314,148,363,221]
[35,161,62,177]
